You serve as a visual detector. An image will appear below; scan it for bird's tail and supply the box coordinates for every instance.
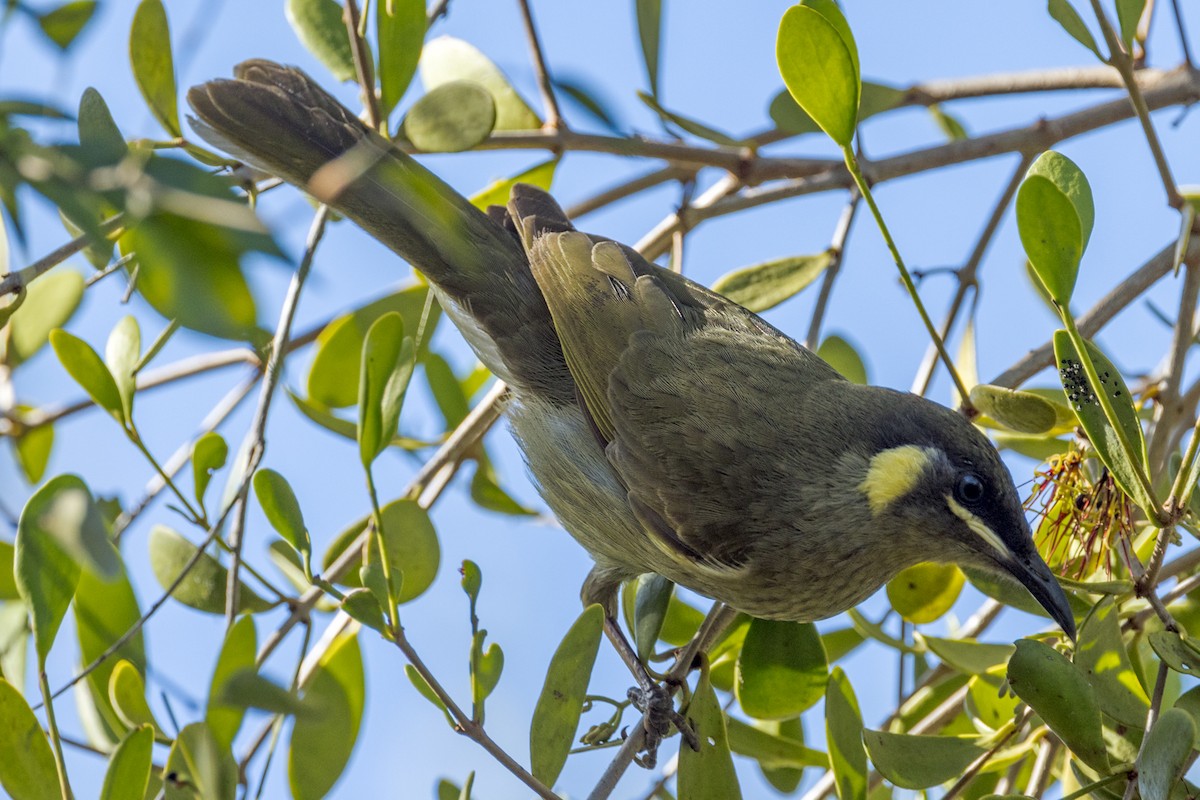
[186,60,572,401]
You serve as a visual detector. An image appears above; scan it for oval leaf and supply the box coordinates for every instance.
[289,632,365,800]
[886,563,964,624]
[1016,151,1093,305]
[419,36,540,131]
[78,86,127,165]
[0,678,59,800]
[919,635,1013,676]
[1006,638,1108,772]
[530,604,603,787]
[712,251,833,313]
[164,723,237,800]
[825,667,867,800]
[49,329,125,424]
[16,476,85,664]
[286,0,356,83]
[377,0,426,118]
[1137,707,1194,800]
[129,0,180,136]
[633,573,672,662]
[192,431,228,511]
[817,335,868,384]
[108,659,163,735]
[105,315,140,423]
[863,730,983,789]
[403,81,496,153]
[678,668,743,800]
[100,725,153,800]
[776,1,860,147]
[358,312,414,466]
[969,385,1058,434]
[206,615,256,750]
[148,525,272,615]
[254,468,311,567]
[374,499,440,604]
[736,619,828,720]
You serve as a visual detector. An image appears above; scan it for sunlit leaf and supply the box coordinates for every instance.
[0,678,59,800]
[818,335,868,384]
[289,632,365,800]
[1017,151,1093,306]
[863,730,983,789]
[14,420,54,484]
[286,0,356,82]
[420,36,540,131]
[129,0,180,136]
[919,635,1013,676]
[254,468,312,570]
[736,619,827,719]
[108,659,163,735]
[886,563,964,624]
[969,385,1058,434]
[105,315,140,423]
[678,667,743,800]
[49,329,125,424]
[377,0,426,119]
[713,251,833,312]
[6,270,84,367]
[776,0,860,147]
[825,666,867,800]
[358,313,415,467]
[470,158,557,210]
[38,0,97,50]
[99,725,153,800]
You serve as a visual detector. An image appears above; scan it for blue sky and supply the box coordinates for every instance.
[3,1,1198,797]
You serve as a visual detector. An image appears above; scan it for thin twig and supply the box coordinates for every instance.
[0,214,125,297]
[1169,0,1195,67]
[343,0,381,131]
[804,191,859,350]
[516,0,563,130]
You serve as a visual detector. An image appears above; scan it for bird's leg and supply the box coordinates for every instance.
[600,614,699,768]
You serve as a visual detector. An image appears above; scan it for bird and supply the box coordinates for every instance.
[187,61,1076,648]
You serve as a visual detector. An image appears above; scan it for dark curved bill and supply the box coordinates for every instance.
[1003,553,1076,640]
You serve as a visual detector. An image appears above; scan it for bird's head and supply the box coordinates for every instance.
[850,388,1076,639]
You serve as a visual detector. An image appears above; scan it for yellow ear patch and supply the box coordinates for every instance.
[859,445,936,515]
[945,495,1008,555]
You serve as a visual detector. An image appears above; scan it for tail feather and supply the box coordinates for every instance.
[187,60,574,403]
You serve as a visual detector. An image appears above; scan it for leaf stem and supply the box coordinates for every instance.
[38,669,73,800]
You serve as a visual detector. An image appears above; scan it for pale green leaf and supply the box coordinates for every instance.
[886,563,964,624]
[420,36,540,131]
[1017,151,1094,305]
[289,632,365,800]
[1047,0,1104,59]
[818,335,868,384]
[403,82,496,152]
[713,251,833,312]
[286,0,356,82]
[470,158,557,210]
[99,725,153,800]
[129,0,179,136]
[148,525,273,615]
[105,315,140,424]
[736,619,828,719]
[206,615,256,750]
[254,468,311,568]
[49,329,125,424]
[776,0,860,146]
[7,270,84,367]
[0,678,59,800]
[192,432,228,511]
[825,667,867,800]
[635,0,662,98]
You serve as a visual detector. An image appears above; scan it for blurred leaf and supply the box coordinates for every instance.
[192,432,228,512]
[342,589,388,635]
[1048,0,1104,59]
[470,458,535,516]
[1138,707,1193,800]
[461,559,482,606]
[776,0,860,147]
[377,0,426,119]
[358,313,415,467]
[825,666,867,800]
[633,573,672,662]
[289,632,365,800]
[736,619,828,720]
[206,615,256,750]
[254,468,312,570]
[108,659,162,735]
[50,329,124,423]
[105,315,140,423]
[919,635,1013,676]
[929,105,968,140]
[993,432,1072,461]
[78,87,126,166]
[425,352,470,428]
[286,0,356,82]
[17,476,87,664]
[1054,331,1154,515]
[0,678,59,800]
[887,563,964,624]
[1017,151,1093,306]
[99,725,153,800]
[469,631,503,717]
[0,603,27,694]
[129,0,180,136]
[818,335,868,384]
[403,82,496,152]
[552,77,621,132]
[38,0,97,49]
[470,158,558,210]
[1115,0,1146,47]
[14,419,54,484]
[530,604,603,786]
[420,36,540,130]
[635,0,662,98]
[307,286,438,408]
[1074,598,1149,728]
[659,594,705,646]
[969,385,1057,434]
[0,541,15,601]
[713,251,832,312]
[406,663,455,727]
[863,730,983,789]
[148,525,273,615]
[372,499,440,604]
[217,670,309,717]
[75,564,145,742]
[638,92,744,146]
[164,722,237,800]
[822,627,865,663]
[1006,638,1108,771]
[679,667,743,800]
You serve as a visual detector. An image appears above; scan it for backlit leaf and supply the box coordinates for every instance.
[736,619,828,719]
[776,0,860,146]
[886,563,964,624]
[969,385,1058,434]
[286,0,356,82]
[164,723,237,800]
[16,476,86,664]
[377,0,426,119]
[50,330,125,424]
[289,632,365,800]
[1017,151,1093,306]
[713,251,833,312]
[7,269,84,367]
[99,725,153,800]
[206,615,256,750]
[129,0,180,136]
[825,667,867,800]
[403,82,496,152]
[38,1,97,50]
[254,468,312,570]
[678,668,743,800]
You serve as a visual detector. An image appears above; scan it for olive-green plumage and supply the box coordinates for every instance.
[188,61,1075,638]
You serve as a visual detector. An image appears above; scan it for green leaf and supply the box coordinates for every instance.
[726,715,827,769]
[637,92,744,147]
[678,668,743,800]
[14,420,54,484]
[825,666,867,800]
[75,563,144,745]
[886,563,964,624]
[100,725,153,800]
[358,313,415,467]
[469,631,504,716]
[49,329,125,424]
[192,432,228,512]
[1047,0,1104,59]
[0,678,59,800]
[424,352,470,428]
[1148,630,1200,677]
[756,718,808,792]
[712,251,833,312]
[1006,638,1108,771]
[286,0,356,82]
[403,82,497,152]
[635,0,662,98]
[0,541,16,601]
[1016,151,1094,305]
[342,589,389,635]
[406,664,455,727]
[817,335,868,384]
[105,315,140,424]
[78,87,127,166]
[530,604,603,786]
[929,105,968,141]
[1054,331,1153,514]
[1115,0,1146,48]
[966,672,1021,731]
[460,559,482,606]
[129,0,179,136]
[38,0,97,49]
[1138,707,1194,800]
[969,385,1058,434]
[217,670,309,717]
[17,476,92,664]
[0,603,28,692]
[419,36,541,131]
[148,525,273,615]
[254,469,312,569]
[289,632,365,800]
[377,0,426,119]
[736,619,828,720]
[659,594,706,646]
[206,615,256,750]
[863,730,984,789]
[919,635,1013,676]
[108,659,163,734]
[633,573,672,662]
[1074,598,1149,728]
[471,158,558,210]
[373,499,440,604]
[6,270,84,367]
[469,458,536,516]
[776,0,861,147]
[164,722,238,800]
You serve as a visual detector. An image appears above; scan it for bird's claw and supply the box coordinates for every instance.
[627,683,699,769]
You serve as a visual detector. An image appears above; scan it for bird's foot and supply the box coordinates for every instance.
[627,681,699,769]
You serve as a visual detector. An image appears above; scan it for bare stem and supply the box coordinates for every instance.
[517,0,563,129]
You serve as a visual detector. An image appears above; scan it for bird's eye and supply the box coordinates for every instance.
[955,473,985,505]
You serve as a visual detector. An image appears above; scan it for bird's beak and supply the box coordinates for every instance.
[1002,552,1076,640]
